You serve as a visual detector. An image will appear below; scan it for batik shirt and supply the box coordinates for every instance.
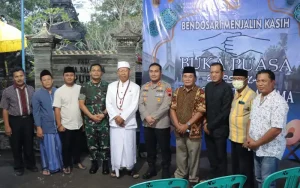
[171,86,206,139]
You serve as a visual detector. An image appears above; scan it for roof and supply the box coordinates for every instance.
[52,50,117,55]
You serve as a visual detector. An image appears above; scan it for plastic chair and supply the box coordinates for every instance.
[129,178,189,188]
[193,175,247,188]
[284,120,300,162]
[262,167,300,188]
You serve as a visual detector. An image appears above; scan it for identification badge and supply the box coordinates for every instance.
[238,101,245,105]
[157,98,161,102]
[155,92,164,97]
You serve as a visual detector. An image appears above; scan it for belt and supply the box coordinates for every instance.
[9,115,31,119]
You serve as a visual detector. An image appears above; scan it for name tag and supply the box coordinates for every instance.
[238,101,245,105]
[155,92,164,97]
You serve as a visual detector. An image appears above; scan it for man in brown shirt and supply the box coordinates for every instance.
[170,66,206,185]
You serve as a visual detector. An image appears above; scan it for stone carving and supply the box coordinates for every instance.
[49,0,86,50]
[111,22,142,48]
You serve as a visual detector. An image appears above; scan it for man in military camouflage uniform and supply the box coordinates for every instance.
[79,63,110,175]
[139,63,172,179]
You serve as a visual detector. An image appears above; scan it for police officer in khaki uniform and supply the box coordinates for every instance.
[139,63,172,179]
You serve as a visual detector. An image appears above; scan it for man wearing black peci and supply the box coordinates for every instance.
[204,62,233,179]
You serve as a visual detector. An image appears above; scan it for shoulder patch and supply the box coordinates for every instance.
[166,87,172,96]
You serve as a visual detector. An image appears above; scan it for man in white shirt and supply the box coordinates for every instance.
[245,69,289,188]
[53,66,86,174]
[106,61,140,179]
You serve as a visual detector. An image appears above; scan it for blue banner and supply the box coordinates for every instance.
[142,0,300,157]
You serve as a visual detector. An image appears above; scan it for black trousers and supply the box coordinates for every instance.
[205,134,227,178]
[9,115,36,170]
[144,127,171,169]
[59,129,82,168]
[231,141,254,188]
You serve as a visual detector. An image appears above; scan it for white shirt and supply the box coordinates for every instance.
[53,84,83,130]
[249,90,289,159]
[106,80,140,129]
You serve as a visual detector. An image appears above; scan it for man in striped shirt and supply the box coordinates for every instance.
[229,69,256,188]
[0,67,37,176]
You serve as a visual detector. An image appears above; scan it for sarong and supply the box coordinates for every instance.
[40,133,63,173]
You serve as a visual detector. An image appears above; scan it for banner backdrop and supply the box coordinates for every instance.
[142,0,300,156]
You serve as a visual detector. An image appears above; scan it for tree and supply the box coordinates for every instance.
[85,0,142,50]
[91,0,142,25]
[24,8,75,53]
[0,0,49,65]
[0,0,49,29]
[25,7,73,35]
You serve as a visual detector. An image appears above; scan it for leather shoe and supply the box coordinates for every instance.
[89,160,99,174]
[102,160,109,175]
[190,182,198,187]
[15,169,24,176]
[142,169,157,179]
[26,166,38,172]
[161,168,170,179]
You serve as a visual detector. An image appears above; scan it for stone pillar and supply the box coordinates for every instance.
[111,22,141,82]
[30,24,58,89]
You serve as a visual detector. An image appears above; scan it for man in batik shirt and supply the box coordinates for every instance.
[170,66,206,186]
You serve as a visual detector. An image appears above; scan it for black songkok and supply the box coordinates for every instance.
[233,69,248,77]
[40,69,52,79]
[63,66,75,74]
[183,66,196,76]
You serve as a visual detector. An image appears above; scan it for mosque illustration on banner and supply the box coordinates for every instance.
[142,41,176,86]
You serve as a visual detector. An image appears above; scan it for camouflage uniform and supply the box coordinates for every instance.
[79,81,109,161]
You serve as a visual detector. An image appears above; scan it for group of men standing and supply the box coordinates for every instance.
[137,62,288,188]
[0,61,140,178]
[0,60,288,188]
[203,63,288,188]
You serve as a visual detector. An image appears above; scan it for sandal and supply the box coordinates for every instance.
[63,167,71,175]
[42,169,50,176]
[74,163,86,170]
[110,171,116,178]
[128,169,139,179]
[111,170,120,178]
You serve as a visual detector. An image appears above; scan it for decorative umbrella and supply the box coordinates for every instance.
[0,20,27,87]
[0,20,27,53]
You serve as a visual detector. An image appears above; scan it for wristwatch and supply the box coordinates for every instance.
[186,122,191,133]
[103,111,108,117]
[187,122,191,128]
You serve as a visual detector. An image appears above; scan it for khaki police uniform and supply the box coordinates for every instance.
[138,80,172,178]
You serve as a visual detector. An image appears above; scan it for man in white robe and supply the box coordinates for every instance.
[106,61,140,179]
